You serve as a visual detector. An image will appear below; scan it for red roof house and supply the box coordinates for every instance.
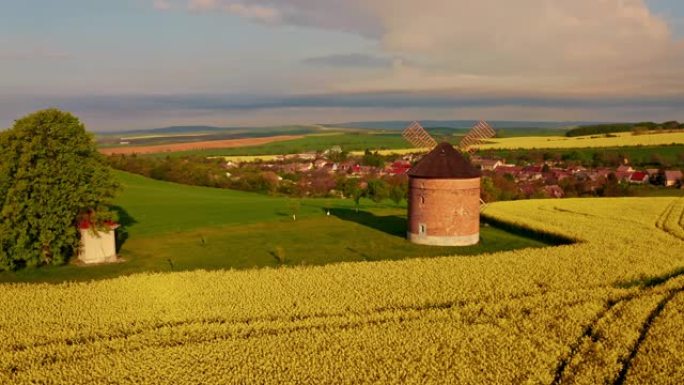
[388,160,412,175]
[628,171,649,184]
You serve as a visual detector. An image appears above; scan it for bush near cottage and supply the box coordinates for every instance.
[0,109,119,270]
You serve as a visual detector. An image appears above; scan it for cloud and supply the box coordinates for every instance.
[153,0,172,10]
[0,46,70,61]
[187,0,280,23]
[161,0,684,96]
[11,91,684,112]
[5,91,683,131]
[302,53,394,68]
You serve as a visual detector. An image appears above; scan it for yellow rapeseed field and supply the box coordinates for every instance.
[1,197,683,384]
[476,131,684,150]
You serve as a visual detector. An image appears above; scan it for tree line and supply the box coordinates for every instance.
[565,121,683,137]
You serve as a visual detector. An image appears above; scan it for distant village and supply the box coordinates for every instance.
[108,140,683,203]
[210,146,684,201]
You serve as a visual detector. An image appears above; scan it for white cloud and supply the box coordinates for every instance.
[153,0,172,11]
[159,0,684,96]
[224,3,280,23]
[187,0,280,23]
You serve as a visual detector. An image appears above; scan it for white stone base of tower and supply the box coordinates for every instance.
[407,232,479,246]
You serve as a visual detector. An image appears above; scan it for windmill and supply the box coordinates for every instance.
[402,120,496,210]
[402,120,496,153]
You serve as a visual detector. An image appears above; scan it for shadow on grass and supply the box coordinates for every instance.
[111,205,138,253]
[328,208,406,238]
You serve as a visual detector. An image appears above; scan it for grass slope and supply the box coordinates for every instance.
[0,172,548,283]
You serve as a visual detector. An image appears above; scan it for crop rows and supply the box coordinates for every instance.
[1,197,683,384]
[624,289,684,384]
[656,197,684,240]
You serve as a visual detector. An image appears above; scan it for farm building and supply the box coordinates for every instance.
[78,219,119,264]
[407,142,481,246]
[628,171,649,184]
[665,170,683,187]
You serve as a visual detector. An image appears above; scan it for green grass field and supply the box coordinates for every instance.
[0,172,551,283]
[149,133,411,157]
[480,144,684,168]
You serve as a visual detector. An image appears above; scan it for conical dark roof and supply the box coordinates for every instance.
[408,142,481,179]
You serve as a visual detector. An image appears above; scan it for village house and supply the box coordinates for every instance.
[314,159,328,169]
[387,160,412,175]
[549,168,572,182]
[628,171,649,184]
[665,170,683,187]
[544,185,565,198]
[284,152,317,161]
[481,159,503,171]
[615,170,634,181]
[616,164,634,173]
[519,166,543,181]
[296,162,314,172]
[495,165,523,179]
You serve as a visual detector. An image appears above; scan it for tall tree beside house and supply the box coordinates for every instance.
[0,109,119,270]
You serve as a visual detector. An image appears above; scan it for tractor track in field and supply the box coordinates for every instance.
[655,197,684,241]
[550,270,684,385]
[613,288,684,385]
[550,294,627,385]
[5,286,600,376]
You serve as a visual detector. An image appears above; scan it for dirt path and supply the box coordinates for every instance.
[99,135,304,155]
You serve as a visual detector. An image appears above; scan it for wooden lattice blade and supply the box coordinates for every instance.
[402,121,438,149]
[459,120,496,151]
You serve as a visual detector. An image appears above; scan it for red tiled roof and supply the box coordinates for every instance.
[629,171,648,182]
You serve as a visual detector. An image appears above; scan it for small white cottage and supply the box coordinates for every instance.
[78,220,119,264]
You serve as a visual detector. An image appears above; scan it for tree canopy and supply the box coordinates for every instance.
[0,109,119,270]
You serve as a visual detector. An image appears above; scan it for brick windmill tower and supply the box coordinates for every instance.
[402,121,495,246]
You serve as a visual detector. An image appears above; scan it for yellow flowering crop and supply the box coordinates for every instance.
[0,197,683,384]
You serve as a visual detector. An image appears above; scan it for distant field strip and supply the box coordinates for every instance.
[212,148,424,162]
[476,131,684,150]
[99,135,303,155]
[1,197,683,384]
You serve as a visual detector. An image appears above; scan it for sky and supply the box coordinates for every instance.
[1,0,684,131]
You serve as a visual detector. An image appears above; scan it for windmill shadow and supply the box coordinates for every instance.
[328,208,406,238]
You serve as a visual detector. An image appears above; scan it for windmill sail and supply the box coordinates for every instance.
[402,121,438,149]
[459,120,496,152]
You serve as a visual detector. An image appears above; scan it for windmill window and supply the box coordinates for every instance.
[420,195,425,204]
[419,224,427,235]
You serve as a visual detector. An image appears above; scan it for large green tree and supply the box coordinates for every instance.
[0,109,119,270]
